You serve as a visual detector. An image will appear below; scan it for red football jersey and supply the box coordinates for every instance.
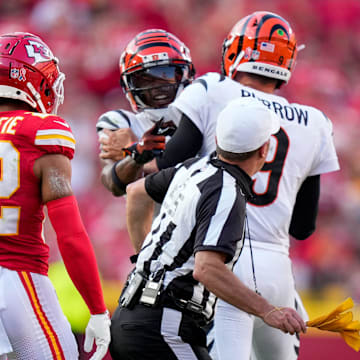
[0,110,75,275]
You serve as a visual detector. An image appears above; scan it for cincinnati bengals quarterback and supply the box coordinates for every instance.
[0,32,110,360]
[96,29,195,201]
[128,11,340,360]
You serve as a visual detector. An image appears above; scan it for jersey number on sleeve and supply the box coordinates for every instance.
[249,128,289,207]
[0,141,20,235]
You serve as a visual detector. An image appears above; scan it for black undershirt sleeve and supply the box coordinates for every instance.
[156,113,203,170]
[145,166,178,203]
[289,175,320,240]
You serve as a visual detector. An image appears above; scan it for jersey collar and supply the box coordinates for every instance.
[209,152,254,199]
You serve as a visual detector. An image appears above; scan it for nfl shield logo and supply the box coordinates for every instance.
[10,68,19,79]
[244,47,252,60]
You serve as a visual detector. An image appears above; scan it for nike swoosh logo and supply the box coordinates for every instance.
[53,120,70,128]
[156,127,169,135]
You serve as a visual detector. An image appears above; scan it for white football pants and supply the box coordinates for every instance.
[0,266,78,359]
[213,244,308,360]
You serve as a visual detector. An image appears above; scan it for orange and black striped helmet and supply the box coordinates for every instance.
[221,11,297,85]
[120,29,195,112]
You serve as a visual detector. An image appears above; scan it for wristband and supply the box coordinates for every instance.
[264,306,283,320]
[123,143,156,164]
[111,160,127,192]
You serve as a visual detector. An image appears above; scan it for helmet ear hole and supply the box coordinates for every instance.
[228,53,236,61]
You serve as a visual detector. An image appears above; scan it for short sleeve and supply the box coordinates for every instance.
[194,174,246,263]
[309,114,340,175]
[170,74,210,135]
[34,115,75,160]
[96,109,131,132]
[145,166,179,203]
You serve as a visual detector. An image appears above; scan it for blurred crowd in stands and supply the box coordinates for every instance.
[2,0,359,302]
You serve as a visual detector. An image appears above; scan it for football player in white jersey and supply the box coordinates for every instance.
[97,29,195,210]
[126,11,340,360]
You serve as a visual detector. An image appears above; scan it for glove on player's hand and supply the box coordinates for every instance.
[123,123,166,164]
[84,310,111,360]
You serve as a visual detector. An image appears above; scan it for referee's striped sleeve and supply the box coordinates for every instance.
[194,171,246,262]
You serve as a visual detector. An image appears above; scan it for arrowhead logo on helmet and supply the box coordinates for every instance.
[0,32,65,114]
[25,39,54,64]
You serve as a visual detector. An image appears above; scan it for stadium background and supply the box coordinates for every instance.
[1,0,359,358]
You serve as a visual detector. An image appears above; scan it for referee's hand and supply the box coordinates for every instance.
[262,306,307,335]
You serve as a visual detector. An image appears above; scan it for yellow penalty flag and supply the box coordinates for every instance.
[307,297,360,352]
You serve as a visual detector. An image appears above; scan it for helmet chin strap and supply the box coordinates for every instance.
[131,92,145,113]
[52,72,65,115]
[133,82,181,113]
[26,82,46,113]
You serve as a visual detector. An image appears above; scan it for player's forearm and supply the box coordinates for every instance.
[101,157,143,196]
[126,178,155,252]
[193,251,272,319]
[143,159,159,175]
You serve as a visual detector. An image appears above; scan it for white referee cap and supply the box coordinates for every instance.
[216,97,280,153]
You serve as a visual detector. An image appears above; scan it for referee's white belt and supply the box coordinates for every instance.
[244,240,289,255]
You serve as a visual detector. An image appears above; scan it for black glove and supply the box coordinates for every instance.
[123,124,166,164]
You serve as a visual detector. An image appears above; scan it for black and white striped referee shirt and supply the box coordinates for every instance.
[135,152,253,321]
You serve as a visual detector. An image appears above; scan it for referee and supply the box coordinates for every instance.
[110,98,307,360]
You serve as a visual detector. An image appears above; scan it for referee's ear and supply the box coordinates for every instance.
[258,139,270,159]
[251,140,270,175]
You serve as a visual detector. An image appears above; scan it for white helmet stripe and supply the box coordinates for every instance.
[236,62,291,82]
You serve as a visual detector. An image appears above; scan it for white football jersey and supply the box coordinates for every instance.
[96,107,182,139]
[171,72,340,250]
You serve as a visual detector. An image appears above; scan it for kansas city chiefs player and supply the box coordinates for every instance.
[0,32,110,360]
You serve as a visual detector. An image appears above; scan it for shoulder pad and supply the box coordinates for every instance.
[192,72,227,92]
[34,114,75,159]
[96,109,134,131]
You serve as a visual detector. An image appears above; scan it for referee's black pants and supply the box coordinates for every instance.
[109,303,211,360]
